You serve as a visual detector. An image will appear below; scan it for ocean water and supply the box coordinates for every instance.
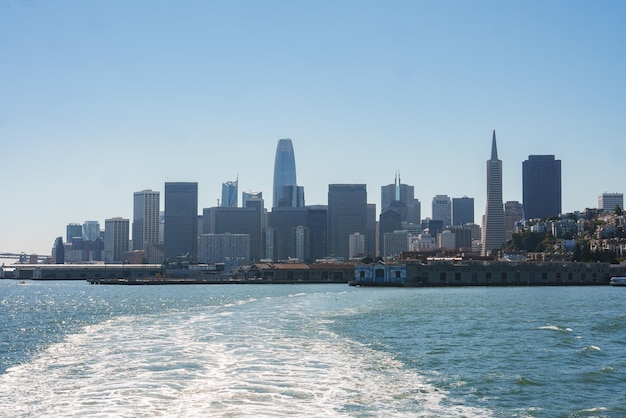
[1,281,625,417]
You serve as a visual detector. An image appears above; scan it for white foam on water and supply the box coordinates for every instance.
[538,325,571,333]
[0,301,492,417]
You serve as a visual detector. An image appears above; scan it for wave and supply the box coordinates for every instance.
[538,325,572,333]
[0,304,492,417]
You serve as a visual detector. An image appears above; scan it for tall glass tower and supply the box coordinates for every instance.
[221,178,238,207]
[164,182,198,262]
[328,184,368,260]
[272,138,298,209]
[481,131,506,256]
[522,155,561,220]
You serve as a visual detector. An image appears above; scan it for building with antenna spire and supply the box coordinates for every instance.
[481,130,507,256]
[221,177,238,208]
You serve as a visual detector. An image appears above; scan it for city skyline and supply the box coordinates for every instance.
[1,1,625,255]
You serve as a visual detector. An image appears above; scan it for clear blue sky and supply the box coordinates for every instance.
[1,0,625,255]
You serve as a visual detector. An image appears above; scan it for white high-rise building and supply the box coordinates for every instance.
[481,131,507,256]
[383,230,410,258]
[598,193,624,212]
[438,229,456,249]
[349,232,366,259]
[104,217,129,263]
[133,189,160,251]
[410,232,436,251]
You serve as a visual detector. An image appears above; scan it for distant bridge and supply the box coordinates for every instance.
[1,253,51,262]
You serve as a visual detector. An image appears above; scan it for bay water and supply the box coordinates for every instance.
[1,281,624,417]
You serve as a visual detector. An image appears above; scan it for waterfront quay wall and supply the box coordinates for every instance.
[354,261,626,287]
[3,264,163,281]
[406,261,619,286]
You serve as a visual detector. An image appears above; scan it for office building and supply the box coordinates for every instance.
[381,173,415,212]
[277,185,305,208]
[598,193,624,212]
[203,203,264,262]
[504,201,524,241]
[432,195,452,227]
[437,229,456,249]
[53,237,64,264]
[242,191,263,207]
[379,208,402,258]
[104,217,129,263]
[267,206,328,263]
[383,230,410,258]
[294,225,309,262]
[523,155,562,219]
[82,221,100,242]
[349,232,366,259]
[133,190,160,251]
[481,130,507,256]
[164,182,198,262]
[199,233,250,264]
[66,223,82,243]
[221,179,238,208]
[366,203,377,256]
[272,138,298,209]
[452,197,474,226]
[328,184,368,260]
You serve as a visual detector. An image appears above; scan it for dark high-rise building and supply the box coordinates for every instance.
[379,209,402,258]
[452,196,475,226]
[432,195,452,227]
[267,206,328,263]
[482,130,506,256]
[278,185,305,208]
[133,189,160,251]
[203,199,264,262]
[504,201,523,241]
[242,191,263,207]
[221,179,238,208]
[272,138,298,209]
[53,236,64,264]
[522,155,561,220]
[328,184,368,259]
[381,173,415,215]
[164,182,198,262]
[66,223,82,243]
[367,203,377,257]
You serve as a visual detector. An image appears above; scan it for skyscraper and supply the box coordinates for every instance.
[504,201,523,241]
[481,131,506,256]
[272,138,298,209]
[164,182,198,262]
[133,189,160,251]
[242,191,262,207]
[432,195,452,227]
[452,197,475,226]
[104,217,129,263]
[522,155,562,219]
[381,173,415,213]
[267,206,328,263]
[66,223,82,243]
[203,205,263,262]
[221,179,238,207]
[328,184,368,259]
[82,221,100,242]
